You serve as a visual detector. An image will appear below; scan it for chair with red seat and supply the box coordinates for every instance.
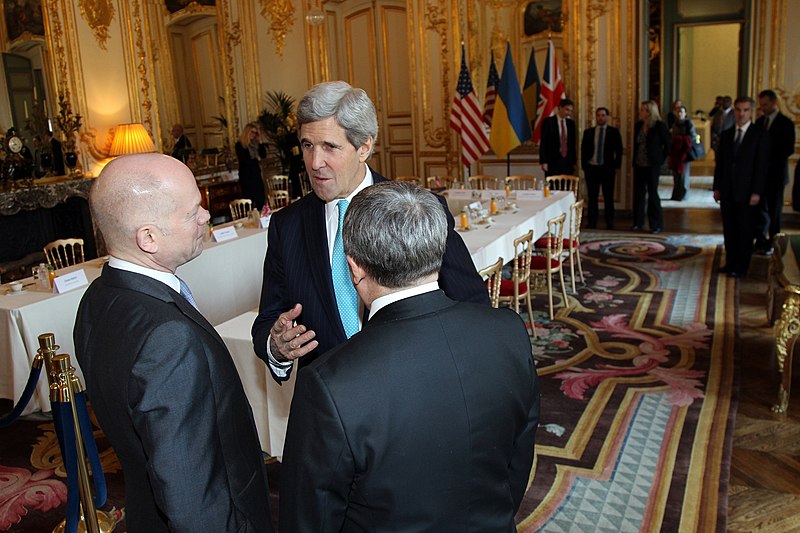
[531,213,569,320]
[535,200,585,293]
[498,230,536,336]
[478,256,503,309]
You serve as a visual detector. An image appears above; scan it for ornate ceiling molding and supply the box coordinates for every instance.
[78,0,115,50]
[260,0,296,59]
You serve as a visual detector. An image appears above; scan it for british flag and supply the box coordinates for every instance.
[533,40,565,143]
[482,53,500,126]
[450,44,490,168]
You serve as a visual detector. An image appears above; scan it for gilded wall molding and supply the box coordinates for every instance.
[775,85,800,124]
[218,2,240,141]
[259,0,296,59]
[420,0,449,149]
[132,0,153,134]
[78,0,115,50]
[44,0,69,96]
[583,0,611,115]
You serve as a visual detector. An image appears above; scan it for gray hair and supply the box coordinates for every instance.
[343,181,446,288]
[297,81,378,157]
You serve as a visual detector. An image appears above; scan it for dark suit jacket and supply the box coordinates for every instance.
[540,115,577,171]
[713,123,769,203]
[279,290,540,532]
[171,134,192,162]
[252,169,489,379]
[756,112,796,186]
[74,266,272,533]
[581,125,623,169]
[633,120,670,168]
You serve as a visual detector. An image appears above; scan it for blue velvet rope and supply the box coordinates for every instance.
[74,392,107,507]
[53,402,80,533]
[0,364,42,428]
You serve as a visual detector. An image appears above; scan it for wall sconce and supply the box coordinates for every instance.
[306,6,325,26]
[108,123,156,156]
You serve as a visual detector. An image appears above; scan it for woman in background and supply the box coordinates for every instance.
[667,103,697,201]
[235,122,268,210]
[632,100,670,233]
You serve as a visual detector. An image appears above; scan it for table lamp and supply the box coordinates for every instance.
[108,123,156,156]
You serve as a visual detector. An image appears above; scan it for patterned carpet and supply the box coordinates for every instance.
[516,233,738,532]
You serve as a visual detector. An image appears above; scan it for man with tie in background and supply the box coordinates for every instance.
[540,98,577,177]
[581,107,624,229]
[713,97,769,278]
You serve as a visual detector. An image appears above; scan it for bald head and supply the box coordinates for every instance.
[92,153,208,271]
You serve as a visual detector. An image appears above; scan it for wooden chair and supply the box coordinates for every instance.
[43,238,84,269]
[478,257,503,309]
[268,190,290,209]
[229,198,252,220]
[498,230,536,336]
[530,213,569,320]
[270,175,289,192]
[505,175,536,190]
[546,175,580,198]
[395,176,421,186]
[537,200,585,293]
[468,175,497,190]
[426,176,455,190]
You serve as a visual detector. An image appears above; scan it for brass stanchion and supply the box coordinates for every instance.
[37,334,117,533]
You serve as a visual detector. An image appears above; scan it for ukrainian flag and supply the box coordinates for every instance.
[490,42,531,158]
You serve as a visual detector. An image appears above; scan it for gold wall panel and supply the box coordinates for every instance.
[343,8,379,101]
[379,5,411,118]
[78,0,115,50]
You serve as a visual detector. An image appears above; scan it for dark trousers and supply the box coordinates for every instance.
[754,181,785,247]
[585,164,616,228]
[633,165,663,230]
[670,162,691,201]
[544,158,575,177]
[721,197,757,274]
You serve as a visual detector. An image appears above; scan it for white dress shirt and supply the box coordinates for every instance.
[108,256,181,294]
[369,281,440,320]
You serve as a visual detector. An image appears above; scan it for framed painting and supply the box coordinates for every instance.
[165,0,216,15]
[5,0,45,42]
[523,1,563,36]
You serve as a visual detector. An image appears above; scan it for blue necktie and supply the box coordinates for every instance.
[734,128,743,152]
[596,126,605,165]
[178,277,199,310]
[331,200,359,338]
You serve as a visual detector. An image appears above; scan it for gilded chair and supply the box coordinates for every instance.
[498,230,536,336]
[530,213,569,320]
[229,198,252,220]
[395,176,422,186]
[505,175,536,190]
[546,175,580,198]
[536,200,585,293]
[268,190,290,209]
[270,175,289,192]
[478,257,503,309]
[468,175,497,190]
[426,176,455,190]
[44,238,85,269]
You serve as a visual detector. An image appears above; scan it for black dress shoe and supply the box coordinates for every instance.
[651,228,662,234]
[631,225,642,231]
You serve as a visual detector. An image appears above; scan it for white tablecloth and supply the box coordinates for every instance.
[446,190,575,271]
[0,226,268,415]
[215,310,295,458]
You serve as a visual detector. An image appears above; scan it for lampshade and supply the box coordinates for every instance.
[108,123,156,156]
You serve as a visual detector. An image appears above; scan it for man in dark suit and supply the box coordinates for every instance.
[251,81,488,382]
[713,97,769,277]
[74,154,272,533]
[539,98,577,176]
[754,89,796,254]
[170,123,192,163]
[581,107,623,229]
[711,95,735,152]
[280,181,540,531]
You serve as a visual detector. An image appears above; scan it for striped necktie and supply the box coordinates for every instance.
[177,277,199,310]
[331,200,359,338]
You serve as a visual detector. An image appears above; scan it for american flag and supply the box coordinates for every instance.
[533,40,565,143]
[482,53,500,126]
[450,44,490,168]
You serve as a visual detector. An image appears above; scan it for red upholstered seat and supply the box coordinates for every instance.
[530,255,561,269]
[499,278,528,296]
[535,237,577,249]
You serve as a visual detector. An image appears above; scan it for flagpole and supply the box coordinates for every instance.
[506,154,511,176]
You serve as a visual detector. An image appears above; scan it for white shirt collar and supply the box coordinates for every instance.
[325,166,374,261]
[107,256,180,294]
[736,121,752,135]
[368,281,440,320]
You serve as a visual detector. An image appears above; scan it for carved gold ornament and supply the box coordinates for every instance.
[78,0,115,50]
[260,0,296,59]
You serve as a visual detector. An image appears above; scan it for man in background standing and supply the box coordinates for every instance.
[711,95,735,153]
[170,123,192,163]
[280,181,540,532]
[581,107,623,229]
[754,89,796,254]
[540,98,577,177]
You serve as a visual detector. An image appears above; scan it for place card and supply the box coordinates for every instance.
[468,200,483,211]
[212,226,238,242]
[516,190,544,201]
[53,269,89,293]
[260,215,271,228]
[447,189,474,200]
[480,189,504,200]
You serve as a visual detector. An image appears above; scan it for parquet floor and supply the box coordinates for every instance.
[656,203,800,532]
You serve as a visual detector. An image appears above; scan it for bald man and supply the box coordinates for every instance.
[74,154,273,533]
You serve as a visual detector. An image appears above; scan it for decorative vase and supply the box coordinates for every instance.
[64,151,82,178]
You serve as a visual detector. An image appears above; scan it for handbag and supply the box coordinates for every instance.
[687,133,705,161]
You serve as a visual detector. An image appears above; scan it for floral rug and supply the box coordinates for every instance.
[516,233,738,532]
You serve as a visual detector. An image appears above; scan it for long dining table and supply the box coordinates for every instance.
[0,225,268,416]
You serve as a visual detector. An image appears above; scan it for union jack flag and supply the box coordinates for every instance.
[450,44,490,168]
[533,40,565,143]
[482,53,500,126]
